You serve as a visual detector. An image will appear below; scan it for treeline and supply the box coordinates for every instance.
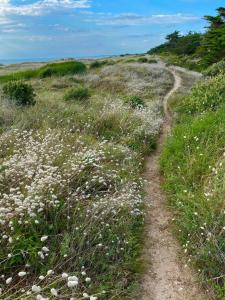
[148,7,225,67]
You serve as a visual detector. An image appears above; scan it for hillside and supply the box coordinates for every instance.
[0,56,173,299]
[161,61,225,298]
[0,50,224,299]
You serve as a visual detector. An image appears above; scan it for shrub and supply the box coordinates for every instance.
[125,96,146,109]
[64,86,90,101]
[203,59,225,77]
[138,57,148,63]
[2,81,36,106]
[148,59,157,64]
[177,74,225,114]
[90,60,106,69]
[38,61,86,78]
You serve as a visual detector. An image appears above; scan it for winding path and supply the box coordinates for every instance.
[141,67,207,300]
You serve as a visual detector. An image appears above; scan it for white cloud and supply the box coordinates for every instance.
[0,0,91,17]
[85,12,200,26]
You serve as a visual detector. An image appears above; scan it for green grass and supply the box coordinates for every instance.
[0,61,86,83]
[0,59,169,299]
[161,72,225,298]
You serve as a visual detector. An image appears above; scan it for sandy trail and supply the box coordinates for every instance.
[141,67,207,300]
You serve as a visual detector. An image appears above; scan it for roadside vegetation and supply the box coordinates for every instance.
[0,58,173,299]
[161,60,225,298]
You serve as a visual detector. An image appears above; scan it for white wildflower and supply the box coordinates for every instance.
[40,236,48,242]
[6,277,12,284]
[32,285,42,293]
[18,271,27,277]
[50,288,58,297]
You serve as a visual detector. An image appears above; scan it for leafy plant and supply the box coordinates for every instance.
[38,61,86,78]
[125,96,146,109]
[138,57,148,63]
[90,60,109,69]
[203,59,225,76]
[177,74,225,114]
[3,81,36,106]
[64,86,90,101]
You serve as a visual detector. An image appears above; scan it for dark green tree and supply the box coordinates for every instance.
[199,7,225,66]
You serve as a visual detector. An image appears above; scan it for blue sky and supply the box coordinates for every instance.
[0,0,224,60]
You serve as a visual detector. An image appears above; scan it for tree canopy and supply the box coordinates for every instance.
[148,7,225,67]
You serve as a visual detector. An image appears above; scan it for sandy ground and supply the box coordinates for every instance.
[140,67,208,300]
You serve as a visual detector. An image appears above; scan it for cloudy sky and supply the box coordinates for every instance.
[0,0,224,61]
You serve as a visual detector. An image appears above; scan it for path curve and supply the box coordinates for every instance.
[141,67,206,300]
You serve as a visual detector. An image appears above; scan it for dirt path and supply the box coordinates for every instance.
[141,68,206,300]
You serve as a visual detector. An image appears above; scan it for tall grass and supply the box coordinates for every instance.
[0,61,86,83]
[161,72,225,298]
[0,60,170,299]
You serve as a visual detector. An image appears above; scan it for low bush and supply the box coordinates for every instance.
[64,86,90,101]
[148,59,157,64]
[177,74,225,114]
[38,61,86,78]
[125,96,146,109]
[203,59,225,77]
[89,60,108,69]
[138,57,148,63]
[2,81,36,106]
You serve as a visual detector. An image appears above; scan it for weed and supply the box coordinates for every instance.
[64,86,90,101]
[3,81,36,106]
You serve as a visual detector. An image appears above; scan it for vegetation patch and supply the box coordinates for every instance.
[203,59,225,77]
[161,66,225,297]
[125,95,146,109]
[176,74,225,114]
[2,81,36,106]
[0,59,168,299]
[64,86,90,102]
[0,61,86,83]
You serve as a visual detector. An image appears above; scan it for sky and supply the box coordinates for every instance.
[0,0,224,61]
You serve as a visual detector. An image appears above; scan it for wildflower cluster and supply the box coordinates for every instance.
[0,59,171,299]
[0,128,144,299]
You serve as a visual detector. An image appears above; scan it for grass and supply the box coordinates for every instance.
[161,70,225,298]
[0,57,173,299]
[0,61,86,83]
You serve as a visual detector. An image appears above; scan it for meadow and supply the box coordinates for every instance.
[161,59,225,298]
[0,56,173,299]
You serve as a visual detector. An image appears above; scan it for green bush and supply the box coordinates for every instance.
[203,59,225,77]
[177,74,225,114]
[89,60,108,69]
[3,81,36,106]
[64,86,90,101]
[125,96,146,109]
[148,59,157,64]
[138,57,148,63]
[38,61,86,78]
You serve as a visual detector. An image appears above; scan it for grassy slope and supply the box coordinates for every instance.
[161,68,225,298]
[0,58,173,299]
[0,61,87,83]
